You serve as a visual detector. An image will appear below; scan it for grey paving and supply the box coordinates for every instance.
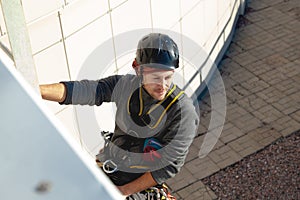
[166,0,300,199]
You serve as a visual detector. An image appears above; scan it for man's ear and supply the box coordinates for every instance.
[132,59,140,75]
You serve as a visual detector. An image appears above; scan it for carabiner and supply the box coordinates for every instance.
[102,159,118,174]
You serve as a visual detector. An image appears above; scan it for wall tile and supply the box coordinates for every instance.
[110,0,152,36]
[151,0,181,33]
[22,0,63,23]
[61,0,108,36]
[64,14,113,79]
[27,12,61,54]
[34,42,70,83]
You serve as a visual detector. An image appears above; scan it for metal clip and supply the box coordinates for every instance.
[102,159,118,174]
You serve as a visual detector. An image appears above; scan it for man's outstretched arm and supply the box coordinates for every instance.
[39,83,66,103]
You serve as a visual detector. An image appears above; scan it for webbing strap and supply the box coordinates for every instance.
[127,85,185,129]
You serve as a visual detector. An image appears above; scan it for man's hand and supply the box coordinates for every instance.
[116,172,157,196]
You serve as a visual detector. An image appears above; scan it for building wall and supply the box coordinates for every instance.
[0,0,245,157]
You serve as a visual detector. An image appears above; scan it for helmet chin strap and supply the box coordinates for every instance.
[140,66,144,85]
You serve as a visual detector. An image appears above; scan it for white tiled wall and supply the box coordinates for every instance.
[0,0,244,156]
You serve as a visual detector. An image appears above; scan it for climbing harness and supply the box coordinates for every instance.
[127,84,184,129]
[140,183,176,200]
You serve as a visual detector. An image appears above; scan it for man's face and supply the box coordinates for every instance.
[142,67,174,101]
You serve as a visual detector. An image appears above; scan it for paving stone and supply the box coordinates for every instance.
[256,86,283,103]
[225,42,245,57]
[228,68,254,83]
[276,12,298,25]
[236,24,265,37]
[255,18,279,30]
[226,84,252,101]
[166,166,198,192]
[258,69,289,86]
[276,62,300,78]
[220,74,237,90]
[247,0,269,11]
[231,51,260,66]
[230,112,261,132]
[272,115,300,137]
[252,104,283,123]
[282,47,300,62]
[225,103,248,120]
[251,30,277,44]
[231,132,262,150]
[268,24,295,39]
[220,124,244,144]
[176,181,217,200]
[285,5,300,21]
[236,94,268,113]
[219,59,242,73]
[208,145,242,169]
[185,143,201,162]
[271,94,300,116]
[260,0,284,6]
[283,19,300,32]
[248,126,281,145]
[234,37,260,50]
[265,40,291,53]
[176,180,206,195]
[240,77,270,93]
[274,0,300,14]
[263,53,291,66]
[259,6,290,23]
[290,109,300,122]
[246,59,275,76]
[247,45,276,61]
[185,156,220,180]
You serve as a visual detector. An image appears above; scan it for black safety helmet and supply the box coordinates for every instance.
[135,33,179,70]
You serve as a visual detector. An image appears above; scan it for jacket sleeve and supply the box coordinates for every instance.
[151,97,199,184]
[59,75,122,106]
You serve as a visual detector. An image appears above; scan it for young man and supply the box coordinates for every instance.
[40,33,199,199]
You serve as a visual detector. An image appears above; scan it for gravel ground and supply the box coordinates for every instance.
[202,131,300,200]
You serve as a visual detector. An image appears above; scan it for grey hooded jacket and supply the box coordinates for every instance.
[60,74,199,185]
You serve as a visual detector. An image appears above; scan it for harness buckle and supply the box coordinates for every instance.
[102,159,118,174]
